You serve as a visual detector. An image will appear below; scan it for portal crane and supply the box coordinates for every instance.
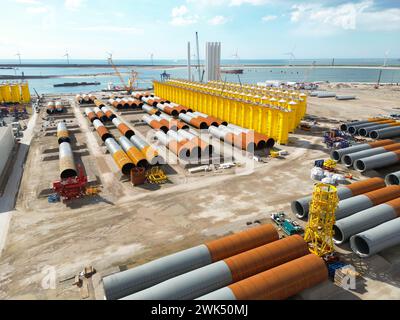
[107,57,138,94]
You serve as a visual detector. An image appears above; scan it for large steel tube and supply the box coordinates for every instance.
[55,101,63,113]
[59,142,77,179]
[335,185,400,220]
[46,101,55,114]
[348,120,394,135]
[178,129,213,156]
[104,138,134,175]
[350,217,400,257]
[333,198,400,244]
[370,126,400,139]
[330,139,394,161]
[142,105,160,116]
[354,150,400,172]
[340,120,375,131]
[209,126,226,140]
[359,123,400,137]
[342,143,400,167]
[151,114,177,131]
[197,254,327,300]
[385,171,400,185]
[94,99,105,108]
[101,106,116,121]
[112,117,135,139]
[57,121,70,144]
[291,177,386,218]
[130,135,163,165]
[167,131,193,159]
[93,119,112,142]
[118,136,148,168]
[122,235,308,300]
[103,224,278,300]
[94,107,108,122]
[85,107,98,123]
[143,115,168,133]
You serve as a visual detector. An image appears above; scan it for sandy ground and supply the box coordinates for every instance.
[0,83,399,300]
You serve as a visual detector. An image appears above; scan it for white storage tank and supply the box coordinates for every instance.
[0,125,16,178]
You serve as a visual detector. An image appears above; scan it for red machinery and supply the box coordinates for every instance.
[52,164,88,201]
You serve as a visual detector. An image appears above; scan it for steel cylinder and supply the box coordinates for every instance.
[103,224,278,300]
[122,235,308,300]
[333,198,400,244]
[112,117,135,139]
[94,107,108,122]
[342,143,400,167]
[57,121,70,144]
[130,135,163,165]
[85,107,98,123]
[370,126,400,139]
[93,119,112,142]
[350,217,400,257]
[385,171,400,185]
[59,142,77,179]
[292,177,386,218]
[105,138,134,175]
[330,140,394,161]
[118,136,148,168]
[101,106,116,120]
[348,120,394,135]
[340,120,375,131]
[354,150,400,172]
[359,123,400,137]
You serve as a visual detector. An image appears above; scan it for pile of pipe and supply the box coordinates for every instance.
[179,111,226,129]
[46,101,64,114]
[209,123,275,151]
[76,94,96,104]
[331,139,400,173]
[102,224,328,300]
[108,98,143,110]
[292,177,400,257]
[340,118,400,138]
[139,93,193,116]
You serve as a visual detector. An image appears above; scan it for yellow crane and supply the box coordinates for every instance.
[107,56,138,94]
[304,183,339,257]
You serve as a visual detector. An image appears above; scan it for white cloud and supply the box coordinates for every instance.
[208,15,229,25]
[262,15,277,22]
[187,0,271,6]
[65,0,85,11]
[229,0,270,6]
[170,5,198,26]
[289,0,400,34]
[75,26,145,34]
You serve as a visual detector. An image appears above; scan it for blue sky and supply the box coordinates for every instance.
[0,0,399,60]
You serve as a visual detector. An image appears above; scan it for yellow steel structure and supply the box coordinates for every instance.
[0,84,12,103]
[10,83,21,103]
[304,183,339,257]
[154,79,307,144]
[0,82,30,103]
[146,166,168,184]
[20,82,31,103]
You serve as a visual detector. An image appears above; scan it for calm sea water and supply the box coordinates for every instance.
[1,59,399,94]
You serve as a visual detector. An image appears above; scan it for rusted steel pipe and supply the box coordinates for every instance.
[130,135,163,165]
[59,142,77,179]
[143,115,168,133]
[94,106,108,122]
[93,119,113,142]
[112,117,135,139]
[57,121,70,144]
[100,106,117,121]
[85,107,98,123]
[105,137,134,175]
[118,136,148,168]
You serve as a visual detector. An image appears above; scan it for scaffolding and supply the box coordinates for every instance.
[304,183,339,257]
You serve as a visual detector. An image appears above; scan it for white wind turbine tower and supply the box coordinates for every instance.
[383,50,390,67]
[64,50,70,64]
[15,52,22,65]
[232,49,241,65]
[284,45,296,66]
[107,52,113,64]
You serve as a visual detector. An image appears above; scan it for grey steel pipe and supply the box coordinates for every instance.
[354,150,400,172]
[336,95,356,100]
[340,120,374,131]
[334,185,400,220]
[347,121,387,135]
[350,217,400,257]
[358,123,396,137]
[208,126,226,140]
[104,137,134,175]
[103,224,278,300]
[122,235,308,300]
[370,126,400,139]
[57,121,70,144]
[130,135,163,165]
[227,124,250,133]
[333,198,400,244]
[118,136,148,168]
[291,177,386,218]
[342,143,400,167]
[155,131,170,146]
[385,171,400,185]
[317,92,336,98]
[59,142,77,179]
[330,140,394,161]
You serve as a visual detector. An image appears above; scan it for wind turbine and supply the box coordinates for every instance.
[383,50,390,67]
[107,52,113,64]
[64,51,70,64]
[232,49,241,65]
[15,52,22,65]
[284,45,296,66]
[150,53,154,65]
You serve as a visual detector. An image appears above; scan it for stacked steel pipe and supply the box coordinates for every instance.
[385,171,400,185]
[179,112,209,129]
[93,119,112,142]
[347,119,395,135]
[59,142,77,179]
[142,104,161,116]
[46,101,55,114]
[359,122,400,137]
[57,122,70,144]
[104,137,134,175]
[143,115,169,133]
[292,177,386,218]
[103,224,279,300]
[100,106,117,121]
[93,106,108,122]
[178,129,214,156]
[122,235,310,300]
[55,101,64,113]
[130,135,163,165]
[156,131,190,159]
[76,94,96,104]
[354,149,400,172]
[168,130,200,158]
[330,139,394,162]
[198,254,327,300]
[340,118,390,132]
[94,99,106,108]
